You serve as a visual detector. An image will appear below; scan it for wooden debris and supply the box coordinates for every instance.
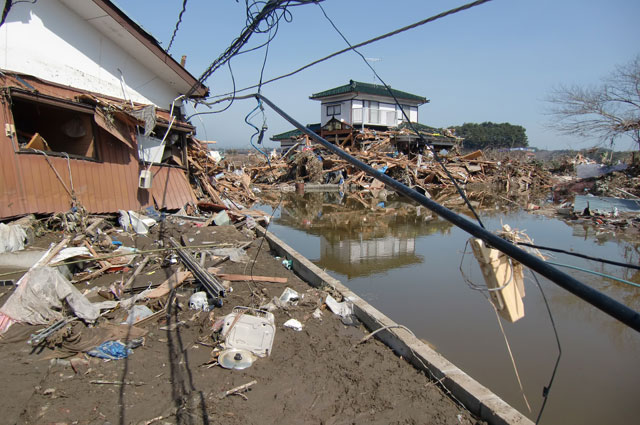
[215,273,287,284]
[123,256,151,292]
[216,380,257,400]
[145,270,191,298]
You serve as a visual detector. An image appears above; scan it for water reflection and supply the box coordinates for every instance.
[262,191,640,425]
[275,192,456,278]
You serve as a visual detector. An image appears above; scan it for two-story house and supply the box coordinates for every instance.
[272,80,428,149]
[311,80,427,128]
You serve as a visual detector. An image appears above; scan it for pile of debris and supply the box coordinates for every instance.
[248,146,551,196]
[526,152,640,235]
[186,138,552,204]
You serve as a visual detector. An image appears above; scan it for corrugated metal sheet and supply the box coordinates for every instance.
[0,72,197,219]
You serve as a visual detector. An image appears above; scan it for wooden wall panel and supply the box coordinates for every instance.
[0,76,196,219]
[1,134,193,218]
[151,166,196,210]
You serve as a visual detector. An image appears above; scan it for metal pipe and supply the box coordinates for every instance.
[253,93,640,332]
[169,237,226,298]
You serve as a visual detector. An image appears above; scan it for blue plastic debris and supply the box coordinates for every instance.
[282,259,293,270]
[144,206,164,221]
[88,341,132,360]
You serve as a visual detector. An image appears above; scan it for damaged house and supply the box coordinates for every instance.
[272,80,435,149]
[0,0,208,220]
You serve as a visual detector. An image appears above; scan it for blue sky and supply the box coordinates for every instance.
[117,0,640,151]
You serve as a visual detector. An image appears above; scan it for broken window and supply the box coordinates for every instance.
[137,124,186,167]
[11,95,97,159]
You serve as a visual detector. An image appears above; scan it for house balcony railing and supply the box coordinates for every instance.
[352,108,399,127]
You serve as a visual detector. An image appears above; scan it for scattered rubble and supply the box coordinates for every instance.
[188,136,553,206]
[1,127,638,423]
[540,153,640,237]
[0,204,478,424]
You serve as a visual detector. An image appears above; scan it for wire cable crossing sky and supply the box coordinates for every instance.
[119,0,640,150]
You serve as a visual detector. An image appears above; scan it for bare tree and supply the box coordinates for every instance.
[547,55,640,148]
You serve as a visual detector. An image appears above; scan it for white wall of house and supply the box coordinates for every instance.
[0,0,179,108]
[321,100,349,126]
[319,93,420,127]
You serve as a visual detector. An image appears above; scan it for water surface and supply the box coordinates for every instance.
[261,192,640,424]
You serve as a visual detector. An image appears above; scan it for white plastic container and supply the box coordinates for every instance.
[138,170,152,189]
[222,307,275,357]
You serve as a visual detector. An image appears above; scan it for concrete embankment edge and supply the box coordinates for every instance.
[256,225,534,425]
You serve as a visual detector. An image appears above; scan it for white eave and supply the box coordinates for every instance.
[59,0,208,98]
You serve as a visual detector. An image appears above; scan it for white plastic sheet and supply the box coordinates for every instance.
[0,223,27,253]
[212,247,250,263]
[118,210,157,234]
[0,266,100,325]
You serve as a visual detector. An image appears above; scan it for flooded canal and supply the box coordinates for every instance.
[260,192,640,424]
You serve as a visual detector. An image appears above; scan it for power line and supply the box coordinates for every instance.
[517,242,640,271]
[530,272,562,425]
[205,0,494,101]
[186,0,322,98]
[166,0,188,53]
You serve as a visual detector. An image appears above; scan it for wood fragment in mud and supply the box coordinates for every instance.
[145,270,191,298]
[73,264,110,283]
[217,380,257,400]
[72,218,104,243]
[90,380,145,386]
[123,256,151,292]
[41,237,71,266]
[215,273,287,284]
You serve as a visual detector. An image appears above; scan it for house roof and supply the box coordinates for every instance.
[271,123,321,141]
[310,80,428,104]
[59,0,208,98]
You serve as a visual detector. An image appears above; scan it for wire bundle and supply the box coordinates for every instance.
[186,0,323,98]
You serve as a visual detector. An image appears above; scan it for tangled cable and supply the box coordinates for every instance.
[186,0,323,98]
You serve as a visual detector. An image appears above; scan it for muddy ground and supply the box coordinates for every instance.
[0,220,482,425]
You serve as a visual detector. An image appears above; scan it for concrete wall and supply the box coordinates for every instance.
[0,0,178,108]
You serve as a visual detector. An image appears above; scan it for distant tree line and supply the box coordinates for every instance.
[452,122,529,150]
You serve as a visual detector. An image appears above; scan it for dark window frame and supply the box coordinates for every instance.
[9,90,101,162]
[326,103,341,117]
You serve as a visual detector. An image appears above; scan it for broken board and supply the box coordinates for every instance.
[469,238,525,323]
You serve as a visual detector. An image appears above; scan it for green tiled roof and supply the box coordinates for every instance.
[271,123,321,141]
[310,80,428,103]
